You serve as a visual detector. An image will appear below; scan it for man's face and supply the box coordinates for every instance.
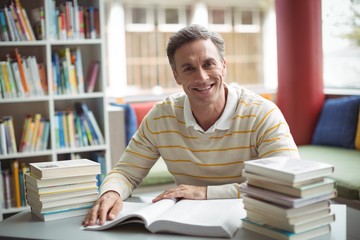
[173,39,226,106]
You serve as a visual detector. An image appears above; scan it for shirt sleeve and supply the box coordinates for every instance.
[207,183,240,199]
[100,111,160,200]
[254,102,300,159]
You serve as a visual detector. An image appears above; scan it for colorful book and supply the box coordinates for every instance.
[11,159,21,207]
[85,61,99,93]
[12,48,28,95]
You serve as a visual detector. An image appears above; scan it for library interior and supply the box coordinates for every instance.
[0,0,360,240]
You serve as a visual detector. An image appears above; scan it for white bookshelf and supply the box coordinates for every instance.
[0,0,109,219]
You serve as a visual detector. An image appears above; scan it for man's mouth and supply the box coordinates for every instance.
[194,84,214,92]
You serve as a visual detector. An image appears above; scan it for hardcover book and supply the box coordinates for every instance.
[83,197,246,238]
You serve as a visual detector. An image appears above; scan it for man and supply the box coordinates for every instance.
[83,24,299,226]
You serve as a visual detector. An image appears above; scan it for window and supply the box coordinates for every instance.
[322,0,360,90]
[106,1,277,98]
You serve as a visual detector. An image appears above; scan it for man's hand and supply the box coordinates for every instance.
[82,191,123,226]
[152,184,207,203]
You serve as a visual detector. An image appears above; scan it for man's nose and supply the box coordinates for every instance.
[196,68,209,81]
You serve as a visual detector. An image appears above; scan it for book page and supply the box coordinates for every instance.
[148,199,246,238]
[83,198,176,230]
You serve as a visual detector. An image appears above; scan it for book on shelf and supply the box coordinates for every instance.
[0,9,10,41]
[12,48,28,94]
[92,151,106,187]
[0,116,17,154]
[52,47,84,94]
[247,177,336,198]
[1,1,36,41]
[19,114,50,152]
[47,1,99,40]
[29,159,100,179]
[85,61,99,93]
[2,168,13,208]
[11,159,21,208]
[0,159,28,208]
[242,195,331,219]
[239,183,337,208]
[30,7,45,40]
[246,209,334,233]
[83,197,246,238]
[242,218,331,240]
[75,102,104,145]
[244,157,334,183]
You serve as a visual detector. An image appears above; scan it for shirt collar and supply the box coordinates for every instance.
[184,85,237,133]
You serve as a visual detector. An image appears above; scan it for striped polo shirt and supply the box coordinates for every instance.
[101,85,299,199]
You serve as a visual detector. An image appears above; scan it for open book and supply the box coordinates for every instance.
[82,197,246,238]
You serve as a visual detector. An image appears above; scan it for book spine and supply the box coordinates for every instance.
[12,159,21,208]
[0,9,10,41]
[85,61,99,93]
[13,48,29,95]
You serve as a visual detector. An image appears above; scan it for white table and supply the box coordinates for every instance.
[0,197,346,240]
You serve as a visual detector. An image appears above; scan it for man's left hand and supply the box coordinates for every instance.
[152,184,207,203]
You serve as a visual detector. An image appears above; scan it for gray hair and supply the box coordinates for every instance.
[166,24,225,70]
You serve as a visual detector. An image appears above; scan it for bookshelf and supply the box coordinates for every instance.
[0,0,109,220]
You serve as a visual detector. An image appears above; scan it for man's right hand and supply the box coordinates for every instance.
[82,191,123,226]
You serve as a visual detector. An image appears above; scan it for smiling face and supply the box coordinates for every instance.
[173,39,227,109]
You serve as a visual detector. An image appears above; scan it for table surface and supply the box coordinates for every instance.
[0,196,347,240]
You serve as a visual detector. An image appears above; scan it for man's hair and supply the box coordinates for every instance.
[166,24,225,70]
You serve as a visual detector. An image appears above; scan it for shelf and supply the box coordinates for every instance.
[55,145,107,154]
[53,92,104,100]
[0,0,109,220]
[49,39,103,45]
[0,151,53,160]
[0,41,47,46]
[0,96,50,103]
[3,206,30,215]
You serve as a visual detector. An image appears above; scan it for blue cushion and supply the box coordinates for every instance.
[312,96,360,149]
[110,103,138,145]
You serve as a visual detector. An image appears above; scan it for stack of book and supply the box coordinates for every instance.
[240,157,336,240]
[25,159,100,221]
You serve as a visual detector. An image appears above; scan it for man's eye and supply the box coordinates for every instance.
[204,62,215,68]
[183,66,194,72]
